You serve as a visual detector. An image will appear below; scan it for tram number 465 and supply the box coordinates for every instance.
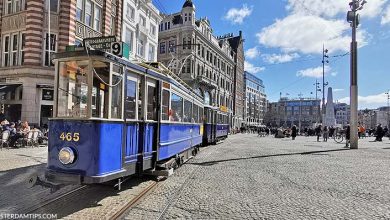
[60,132,80,142]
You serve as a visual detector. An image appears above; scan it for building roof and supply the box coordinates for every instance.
[183,0,195,9]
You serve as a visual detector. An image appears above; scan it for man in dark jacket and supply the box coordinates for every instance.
[345,125,350,148]
[291,125,297,140]
[375,124,384,142]
[315,125,322,142]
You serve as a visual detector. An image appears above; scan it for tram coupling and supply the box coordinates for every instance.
[27,173,64,193]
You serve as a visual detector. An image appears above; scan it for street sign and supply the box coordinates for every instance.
[83,36,129,59]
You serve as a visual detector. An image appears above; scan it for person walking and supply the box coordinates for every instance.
[291,125,297,140]
[315,125,322,142]
[345,125,351,148]
[323,126,329,142]
[375,124,384,142]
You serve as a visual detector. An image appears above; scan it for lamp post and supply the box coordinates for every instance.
[313,80,321,124]
[322,45,329,123]
[298,93,303,134]
[347,0,366,149]
[386,91,390,127]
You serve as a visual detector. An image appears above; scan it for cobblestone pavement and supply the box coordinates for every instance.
[124,134,390,219]
[0,146,78,214]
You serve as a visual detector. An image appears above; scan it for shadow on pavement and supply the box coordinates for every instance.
[189,148,351,166]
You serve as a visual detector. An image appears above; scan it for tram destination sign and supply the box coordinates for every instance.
[83,36,129,58]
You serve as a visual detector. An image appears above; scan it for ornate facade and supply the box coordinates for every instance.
[157,0,238,127]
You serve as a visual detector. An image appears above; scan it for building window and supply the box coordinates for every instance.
[76,0,83,21]
[139,15,146,27]
[110,16,116,35]
[93,5,101,31]
[125,28,133,52]
[4,0,25,14]
[3,36,10,67]
[150,25,156,36]
[168,40,176,52]
[85,0,92,27]
[11,34,18,66]
[126,4,135,20]
[160,42,166,54]
[148,44,155,61]
[137,39,144,57]
[45,0,59,12]
[20,33,25,65]
[44,33,57,66]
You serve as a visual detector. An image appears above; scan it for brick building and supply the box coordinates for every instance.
[0,0,122,126]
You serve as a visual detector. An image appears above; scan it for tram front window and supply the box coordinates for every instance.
[57,60,89,117]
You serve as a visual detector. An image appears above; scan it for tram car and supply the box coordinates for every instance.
[203,106,229,145]
[43,49,208,187]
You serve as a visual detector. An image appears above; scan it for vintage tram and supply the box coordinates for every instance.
[40,48,228,188]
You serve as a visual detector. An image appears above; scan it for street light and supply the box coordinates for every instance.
[313,80,321,124]
[322,45,329,123]
[385,90,390,127]
[298,93,303,134]
[347,0,366,149]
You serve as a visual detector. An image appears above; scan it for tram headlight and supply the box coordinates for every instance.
[58,147,75,165]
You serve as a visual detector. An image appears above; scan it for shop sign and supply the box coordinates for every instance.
[83,36,129,58]
[42,89,54,101]
[220,105,228,113]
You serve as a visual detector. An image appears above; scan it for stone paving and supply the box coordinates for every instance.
[124,134,390,219]
[0,146,77,214]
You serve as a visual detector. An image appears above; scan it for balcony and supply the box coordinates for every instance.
[196,75,218,89]
[137,24,149,36]
[75,21,102,39]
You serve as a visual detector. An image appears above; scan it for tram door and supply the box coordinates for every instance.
[143,79,158,169]
[211,109,217,143]
[124,73,140,168]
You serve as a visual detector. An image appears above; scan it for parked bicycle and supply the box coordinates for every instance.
[334,129,345,143]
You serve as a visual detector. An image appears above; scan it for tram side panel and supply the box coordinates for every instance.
[158,123,194,161]
[47,120,125,184]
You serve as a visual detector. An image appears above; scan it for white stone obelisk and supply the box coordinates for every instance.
[324,87,336,127]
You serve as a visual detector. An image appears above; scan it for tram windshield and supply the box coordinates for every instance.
[56,59,123,119]
[57,60,89,117]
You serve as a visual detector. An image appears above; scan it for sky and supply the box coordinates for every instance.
[153,0,390,110]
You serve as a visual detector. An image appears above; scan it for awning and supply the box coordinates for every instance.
[0,83,22,93]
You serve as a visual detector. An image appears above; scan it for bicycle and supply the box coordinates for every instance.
[333,131,345,143]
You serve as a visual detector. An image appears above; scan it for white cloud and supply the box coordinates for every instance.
[338,92,388,109]
[381,4,390,25]
[244,61,265,74]
[333,89,345,92]
[286,0,387,19]
[257,14,369,54]
[245,47,260,59]
[263,53,300,64]
[296,65,335,78]
[224,4,253,24]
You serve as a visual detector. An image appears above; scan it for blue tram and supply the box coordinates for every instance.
[45,50,205,186]
[203,106,229,145]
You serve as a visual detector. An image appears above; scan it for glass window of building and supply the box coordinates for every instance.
[44,33,57,67]
[125,28,133,53]
[93,5,101,31]
[76,0,83,21]
[85,0,92,26]
[148,45,155,61]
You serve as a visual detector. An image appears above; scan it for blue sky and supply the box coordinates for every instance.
[154,0,390,109]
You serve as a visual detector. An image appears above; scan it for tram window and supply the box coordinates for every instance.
[111,74,123,119]
[192,104,199,123]
[183,100,192,123]
[199,107,203,123]
[125,78,137,119]
[161,89,169,121]
[170,93,183,122]
[57,60,89,118]
[147,84,157,121]
[92,61,109,118]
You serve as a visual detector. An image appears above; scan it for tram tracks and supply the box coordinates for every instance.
[22,185,88,214]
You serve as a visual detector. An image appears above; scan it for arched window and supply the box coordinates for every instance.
[204,91,211,105]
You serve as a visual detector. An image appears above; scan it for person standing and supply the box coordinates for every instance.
[345,125,351,148]
[315,125,322,142]
[323,126,329,142]
[375,124,384,142]
[291,125,297,140]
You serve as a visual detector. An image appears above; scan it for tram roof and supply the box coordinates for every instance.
[53,50,203,102]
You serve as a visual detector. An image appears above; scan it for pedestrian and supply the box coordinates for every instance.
[323,126,329,142]
[291,125,297,140]
[315,125,322,142]
[345,125,350,148]
[375,124,383,142]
